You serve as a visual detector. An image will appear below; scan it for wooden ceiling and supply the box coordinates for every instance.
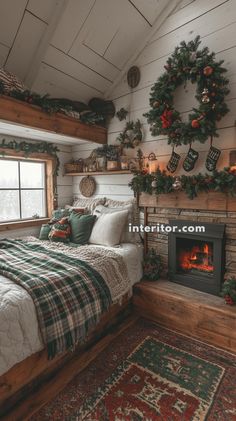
[0,0,168,103]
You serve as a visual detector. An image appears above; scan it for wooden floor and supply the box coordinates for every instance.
[133,280,236,354]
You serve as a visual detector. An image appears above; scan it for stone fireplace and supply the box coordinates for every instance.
[168,220,225,295]
[139,191,236,296]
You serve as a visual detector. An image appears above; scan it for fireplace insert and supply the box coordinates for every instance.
[168,220,225,295]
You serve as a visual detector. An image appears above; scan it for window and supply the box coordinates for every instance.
[0,158,47,222]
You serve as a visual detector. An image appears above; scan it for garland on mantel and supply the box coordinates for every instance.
[0,138,60,175]
[129,168,236,200]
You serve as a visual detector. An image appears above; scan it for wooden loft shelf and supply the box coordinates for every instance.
[0,95,107,144]
[65,170,131,176]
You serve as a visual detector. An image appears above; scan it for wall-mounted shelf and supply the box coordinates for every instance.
[65,170,132,176]
[0,95,107,144]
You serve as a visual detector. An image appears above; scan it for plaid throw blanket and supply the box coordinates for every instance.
[0,239,112,358]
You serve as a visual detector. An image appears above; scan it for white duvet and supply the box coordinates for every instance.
[0,243,142,376]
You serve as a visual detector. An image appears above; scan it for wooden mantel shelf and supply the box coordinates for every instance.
[0,95,107,144]
[139,191,236,212]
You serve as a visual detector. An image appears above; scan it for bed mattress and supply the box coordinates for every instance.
[0,243,142,376]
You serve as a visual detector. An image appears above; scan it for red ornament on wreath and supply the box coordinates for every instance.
[203,66,213,76]
[191,119,200,129]
[144,36,229,147]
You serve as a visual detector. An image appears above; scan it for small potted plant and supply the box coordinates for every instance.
[143,248,163,281]
[95,145,121,171]
[221,276,236,305]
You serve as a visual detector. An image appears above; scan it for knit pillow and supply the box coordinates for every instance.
[0,68,26,94]
[72,196,106,212]
[49,217,71,243]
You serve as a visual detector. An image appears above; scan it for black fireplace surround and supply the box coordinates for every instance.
[168,220,225,295]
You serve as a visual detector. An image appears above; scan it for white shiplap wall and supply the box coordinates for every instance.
[72,0,236,201]
[0,135,73,238]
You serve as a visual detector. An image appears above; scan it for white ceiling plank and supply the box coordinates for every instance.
[27,0,58,23]
[5,12,46,81]
[24,0,69,87]
[0,0,27,47]
[104,0,182,98]
[51,0,95,53]
[32,63,101,102]
[129,0,167,25]
[0,43,9,67]
[43,45,112,93]
[69,43,120,81]
[80,0,123,57]
[104,0,150,68]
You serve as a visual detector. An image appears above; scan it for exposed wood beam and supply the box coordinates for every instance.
[104,0,183,99]
[24,0,69,88]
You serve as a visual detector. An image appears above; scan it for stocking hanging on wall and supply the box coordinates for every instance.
[166,148,181,173]
[183,146,199,172]
[205,138,221,171]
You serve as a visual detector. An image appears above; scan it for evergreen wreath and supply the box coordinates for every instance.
[116,119,142,148]
[221,277,236,305]
[144,36,229,147]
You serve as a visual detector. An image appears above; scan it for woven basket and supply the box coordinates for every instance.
[64,160,83,173]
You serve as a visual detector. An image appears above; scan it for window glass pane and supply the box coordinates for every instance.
[0,160,19,188]
[21,190,46,219]
[0,190,20,221]
[20,162,45,188]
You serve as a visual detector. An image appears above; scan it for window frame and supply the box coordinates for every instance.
[0,148,57,231]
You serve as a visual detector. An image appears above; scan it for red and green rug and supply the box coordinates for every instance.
[33,319,236,420]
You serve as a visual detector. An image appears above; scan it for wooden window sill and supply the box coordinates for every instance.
[0,218,50,232]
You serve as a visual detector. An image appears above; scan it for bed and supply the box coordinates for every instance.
[0,238,142,416]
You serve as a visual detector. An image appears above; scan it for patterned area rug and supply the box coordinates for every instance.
[33,319,236,420]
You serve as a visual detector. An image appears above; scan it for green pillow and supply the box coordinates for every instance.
[69,212,96,244]
[39,224,51,240]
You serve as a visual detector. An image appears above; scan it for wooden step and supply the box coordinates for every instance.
[133,280,236,353]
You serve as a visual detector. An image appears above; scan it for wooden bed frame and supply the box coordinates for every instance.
[0,294,133,420]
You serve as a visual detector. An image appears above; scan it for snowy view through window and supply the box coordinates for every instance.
[0,159,46,222]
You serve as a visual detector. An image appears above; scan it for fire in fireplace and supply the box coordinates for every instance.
[168,220,225,295]
[177,239,214,275]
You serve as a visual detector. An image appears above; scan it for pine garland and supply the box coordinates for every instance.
[0,138,60,175]
[144,36,229,146]
[129,168,236,200]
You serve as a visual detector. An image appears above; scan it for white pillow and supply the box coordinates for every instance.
[89,210,128,247]
[96,201,140,243]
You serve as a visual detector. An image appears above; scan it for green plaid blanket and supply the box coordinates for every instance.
[0,239,112,358]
